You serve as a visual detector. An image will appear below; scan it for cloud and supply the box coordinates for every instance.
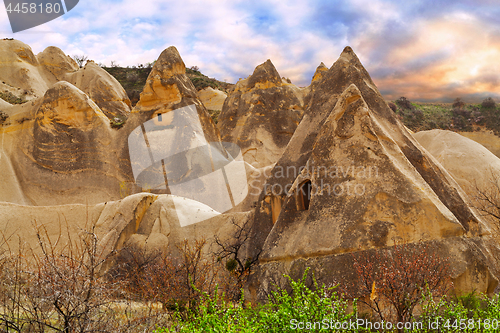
[1,0,499,101]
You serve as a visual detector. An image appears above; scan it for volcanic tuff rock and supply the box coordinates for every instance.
[0,40,131,118]
[198,87,227,111]
[2,39,500,302]
[36,45,80,81]
[311,62,328,85]
[217,59,306,168]
[247,47,500,302]
[0,41,230,206]
[65,60,132,119]
[0,192,251,263]
[413,129,500,238]
[413,129,500,196]
[0,39,50,101]
[10,81,130,205]
[131,46,221,145]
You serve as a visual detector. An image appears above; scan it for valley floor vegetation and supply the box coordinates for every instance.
[1,222,500,332]
[389,96,500,134]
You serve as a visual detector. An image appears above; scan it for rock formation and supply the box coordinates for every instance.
[0,192,250,262]
[2,39,500,304]
[198,87,227,111]
[0,40,131,119]
[217,59,306,168]
[0,41,238,208]
[413,129,500,196]
[9,81,130,205]
[247,47,500,302]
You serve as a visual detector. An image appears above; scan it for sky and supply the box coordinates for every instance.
[1,0,500,102]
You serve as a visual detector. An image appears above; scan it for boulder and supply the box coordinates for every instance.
[198,87,227,111]
[413,129,500,196]
[217,59,306,168]
[457,130,500,160]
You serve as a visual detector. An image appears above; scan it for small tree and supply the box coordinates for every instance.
[453,97,465,109]
[348,242,451,324]
[396,96,414,111]
[472,171,500,237]
[387,102,397,112]
[23,223,119,332]
[214,218,261,300]
[482,97,496,109]
[72,54,88,68]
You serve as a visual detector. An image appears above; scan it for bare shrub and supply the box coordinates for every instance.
[22,224,120,332]
[214,218,261,301]
[111,238,221,312]
[347,242,451,324]
[72,55,88,68]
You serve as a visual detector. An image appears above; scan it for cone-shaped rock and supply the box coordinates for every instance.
[311,62,328,84]
[132,46,221,145]
[218,59,305,168]
[261,84,468,261]
[248,47,500,302]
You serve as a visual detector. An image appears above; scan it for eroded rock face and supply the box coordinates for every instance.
[1,43,232,208]
[0,193,251,265]
[0,40,131,120]
[10,81,132,205]
[66,61,131,119]
[247,47,500,302]
[36,46,79,83]
[217,60,306,168]
[0,39,49,101]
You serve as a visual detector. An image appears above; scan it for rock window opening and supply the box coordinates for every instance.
[298,180,312,211]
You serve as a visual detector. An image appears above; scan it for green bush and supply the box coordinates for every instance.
[155,268,356,333]
[418,290,500,332]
